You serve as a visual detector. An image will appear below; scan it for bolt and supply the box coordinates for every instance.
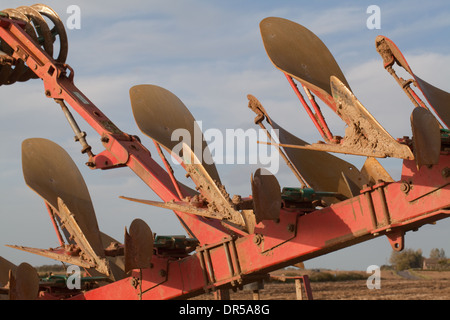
[287,224,295,233]
[253,234,263,245]
[442,167,450,179]
[400,181,410,194]
[159,269,167,277]
[130,277,139,289]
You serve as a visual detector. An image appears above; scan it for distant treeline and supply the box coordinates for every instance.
[34,264,66,273]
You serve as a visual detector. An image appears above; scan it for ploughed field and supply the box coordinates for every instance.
[192,270,450,300]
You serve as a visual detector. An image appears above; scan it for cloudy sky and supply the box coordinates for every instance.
[1,0,450,272]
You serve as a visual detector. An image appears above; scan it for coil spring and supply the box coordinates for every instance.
[0,4,68,86]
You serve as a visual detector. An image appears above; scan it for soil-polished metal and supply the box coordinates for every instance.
[21,138,105,262]
[411,107,441,168]
[260,17,350,110]
[124,219,154,273]
[129,84,221,183]
[251,168,281,223]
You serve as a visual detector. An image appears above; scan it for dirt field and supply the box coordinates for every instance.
[192,269,450,300]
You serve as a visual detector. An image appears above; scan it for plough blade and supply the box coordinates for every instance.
[124,219,154,273]
[268,77,416,160]
[411,107,441,168]
[8,263,39,300]
[21,138,117,276]
[129,84,221,183]
[22,138,105,259]
[120,196,227,220]
[180,142,248,228]
[57,198,111,276]
[0,256,16,288]
[251,168,281,223]
[376,35,450,128]
[361,157,394,184]
[248,95,368,201]
[260,17,350,111]
[271,77,415,160]
[329,76,414,160]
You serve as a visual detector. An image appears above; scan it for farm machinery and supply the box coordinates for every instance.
[0,5,449,300]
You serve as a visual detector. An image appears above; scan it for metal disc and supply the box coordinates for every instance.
[376,35,450,128]
[9,263,39,300]
[411,107,441,168]
[0,256,16,288]
[129,84,221,183]
[124,219,153,273]
[251,168,281,223]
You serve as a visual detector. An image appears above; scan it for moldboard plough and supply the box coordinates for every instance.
[0,6,449,300]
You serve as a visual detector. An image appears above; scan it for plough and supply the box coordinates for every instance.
[0,6,449,300]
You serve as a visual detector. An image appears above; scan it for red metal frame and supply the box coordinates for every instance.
[1,17,449,300]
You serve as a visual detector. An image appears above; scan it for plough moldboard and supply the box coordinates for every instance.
[0,6,449,300]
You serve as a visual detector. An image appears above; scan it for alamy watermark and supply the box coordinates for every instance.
[66,265,81,290]
[170,121,280,174]
[366,5,381,30]
[66,5,81,30]
[366,265,381,289]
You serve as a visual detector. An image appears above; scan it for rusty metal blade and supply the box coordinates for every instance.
[251,168,281,223]
[57,198,111,276]
[361,157,394,184]
[411,107,441,168]
[124,219,154,273]
[120,196,223,220]
[181,142,246,228]
[5,245,95,269]
[248,96,367,200]
[0,256,17,288]
[8,263,39,300]
[376,35,450,128]
[260,17,350,111]
[414,77,450,128]
[129,84,221,183]
[330,76,414,160]
[21,138,105,261]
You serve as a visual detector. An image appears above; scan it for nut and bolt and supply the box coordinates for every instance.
[253,234,263,245]
[400,181,410,194]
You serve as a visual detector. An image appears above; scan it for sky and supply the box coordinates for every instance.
[0,0,450,272]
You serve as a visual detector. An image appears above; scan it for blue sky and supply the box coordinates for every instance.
[1,0,450,272]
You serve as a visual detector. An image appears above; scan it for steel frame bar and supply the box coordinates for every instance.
[0,17,232,244]
[284,73,333,142]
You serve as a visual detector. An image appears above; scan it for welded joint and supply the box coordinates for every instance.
[196,236,243,292]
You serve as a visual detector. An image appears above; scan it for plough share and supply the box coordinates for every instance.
[0,7,449,300]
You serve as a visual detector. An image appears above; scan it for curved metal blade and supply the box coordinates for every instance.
[21,138,105,260]
[411,107,441,168]
[0,256,17,288]
[376,35,450,128]
[361,157,394,184]
[251,168,281,223]
[129,84,221,183]
[124,219,154,273]
[248,95,367,200]
[9,263,39,300]
[329,76,414,160]
[260,17,350,110]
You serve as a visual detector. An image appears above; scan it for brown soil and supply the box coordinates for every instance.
[191,269,450,300]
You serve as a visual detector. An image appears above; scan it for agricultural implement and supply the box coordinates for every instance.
[0,6,449,300]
